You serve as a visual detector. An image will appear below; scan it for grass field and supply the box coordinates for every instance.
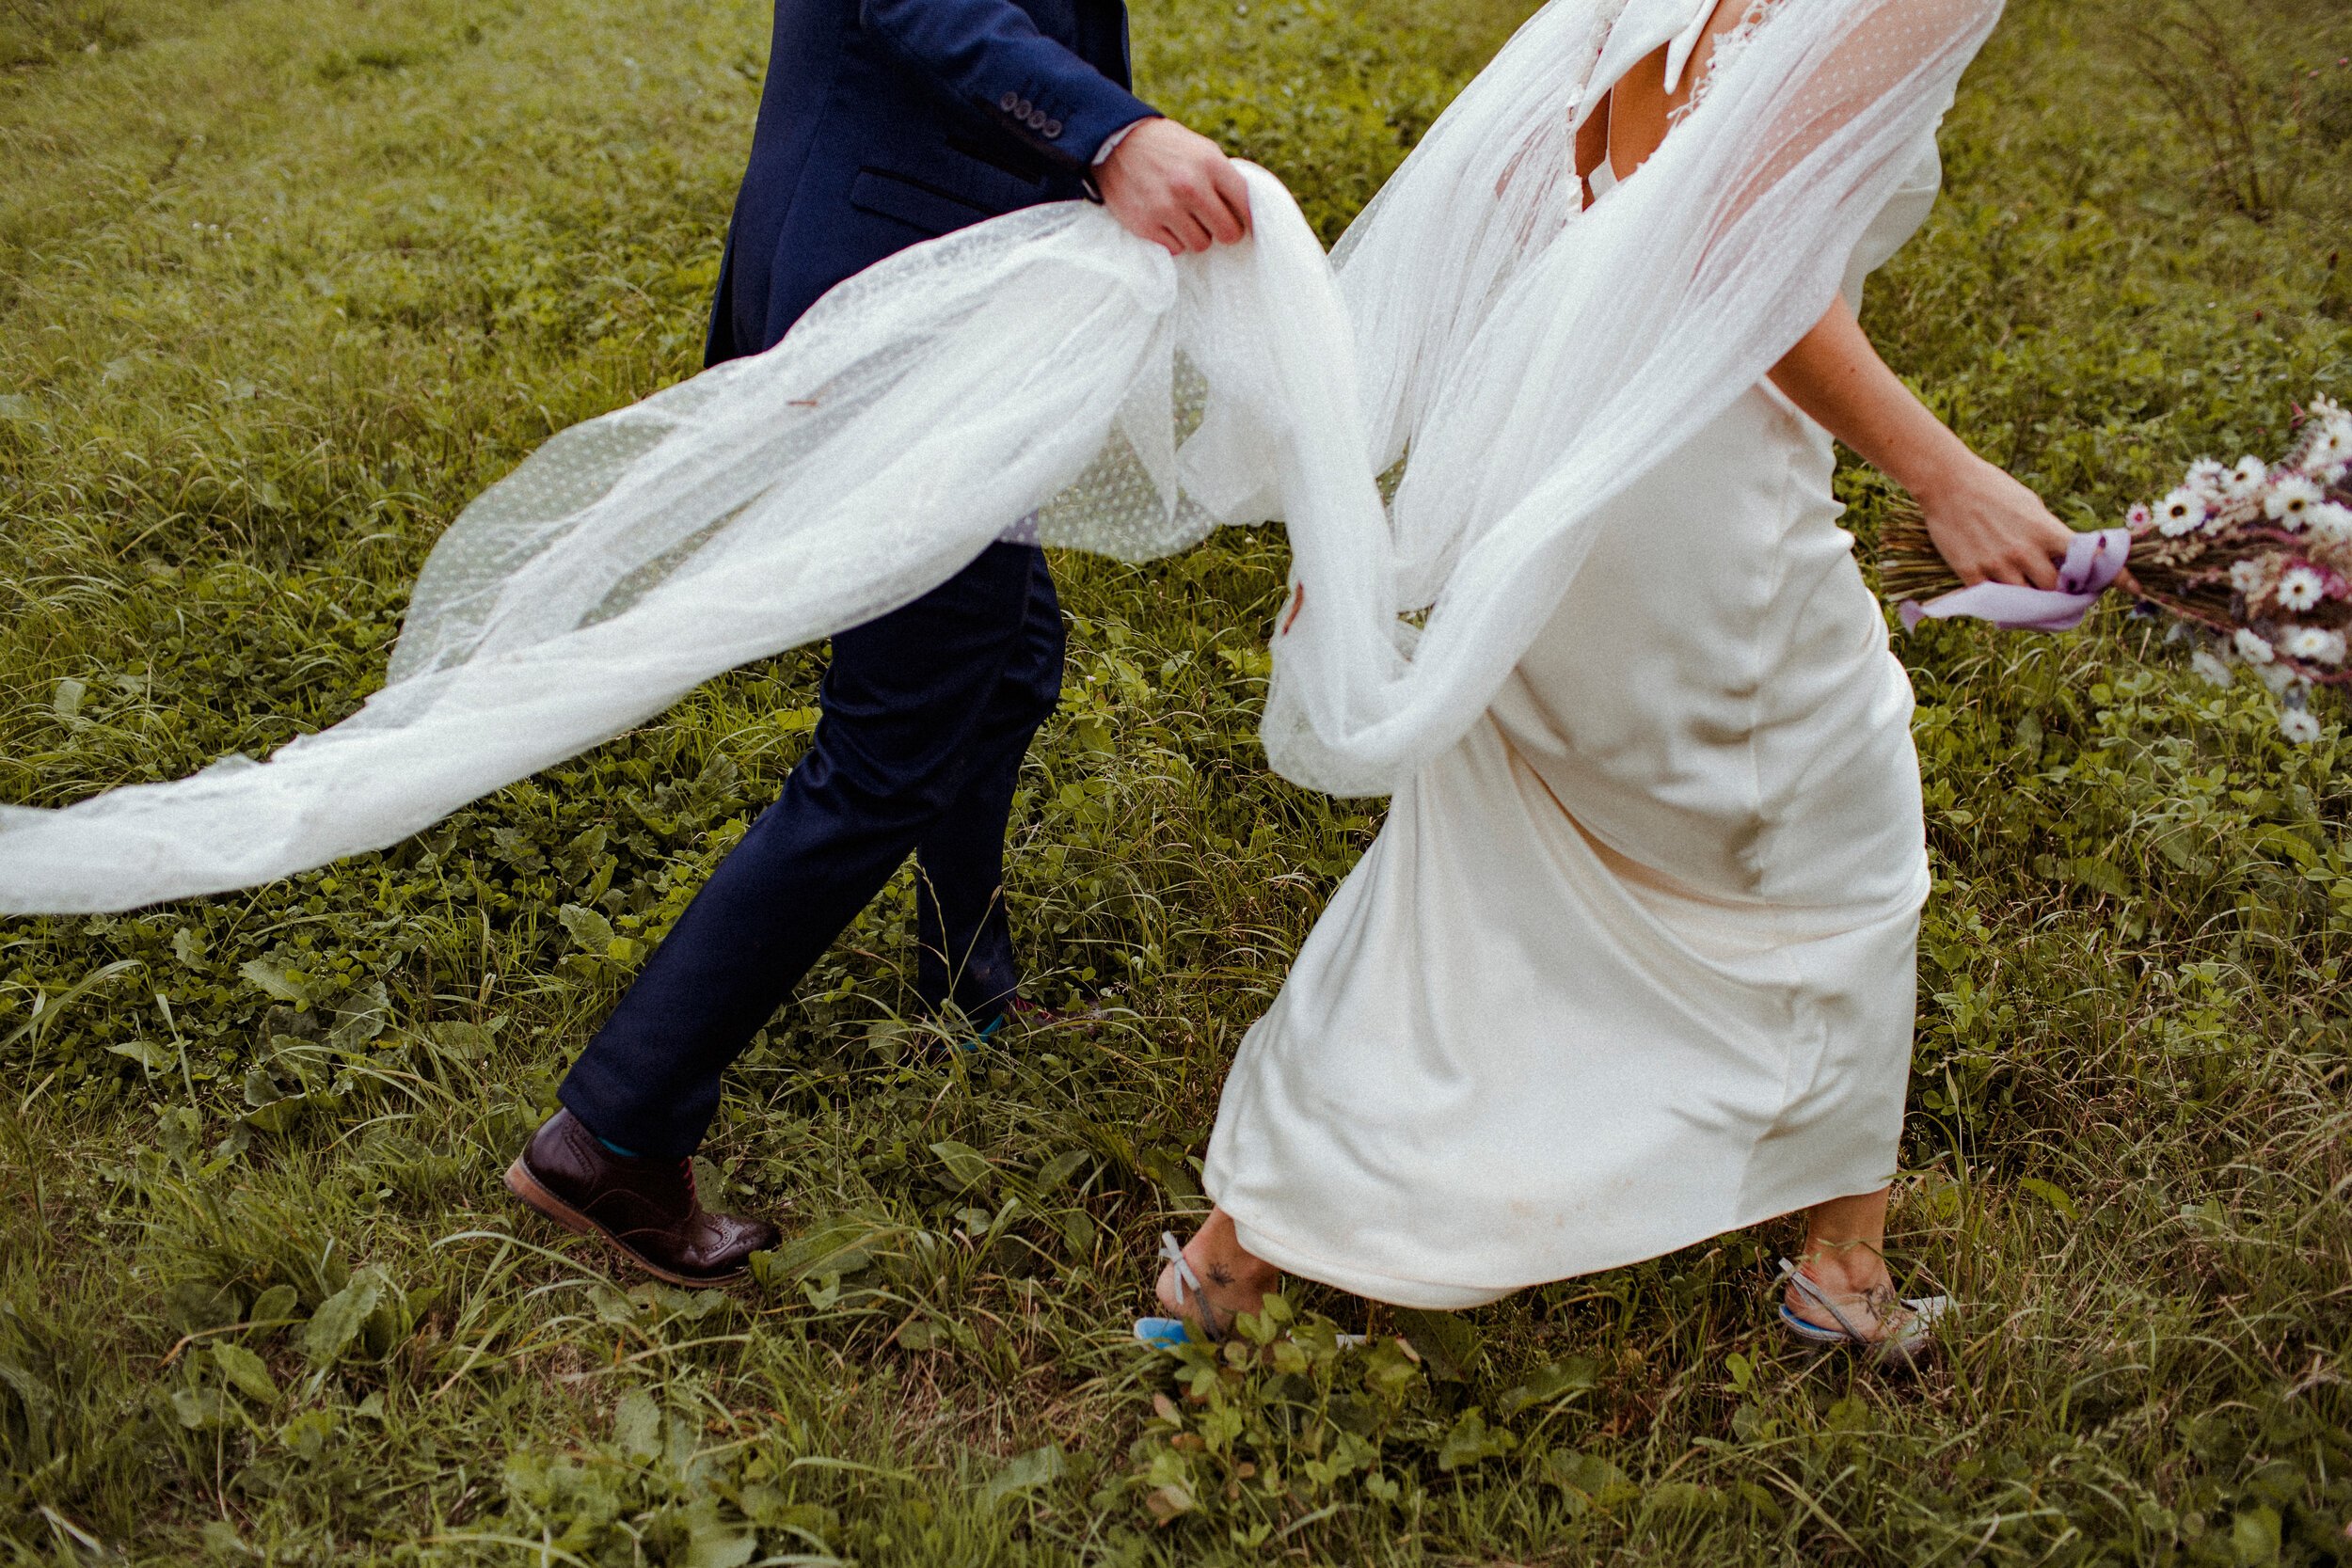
[3,0,2350,1561]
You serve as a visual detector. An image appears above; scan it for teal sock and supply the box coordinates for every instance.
[595,1134,643,1159]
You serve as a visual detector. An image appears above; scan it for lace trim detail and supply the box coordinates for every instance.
[1672,0,1787,125]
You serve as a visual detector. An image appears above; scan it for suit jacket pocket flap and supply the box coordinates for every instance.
[850,168,993,238]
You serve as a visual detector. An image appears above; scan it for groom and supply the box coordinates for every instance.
[502,0,1254,1284]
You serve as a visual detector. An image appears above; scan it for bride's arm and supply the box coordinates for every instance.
[1769,296,2074,590]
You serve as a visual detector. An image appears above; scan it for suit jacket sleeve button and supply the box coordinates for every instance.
[999,90,1020,112]
[1015,97,1032,119]
[1042,119,1061,138]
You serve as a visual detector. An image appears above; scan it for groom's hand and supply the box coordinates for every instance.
[1097,118,1252,255]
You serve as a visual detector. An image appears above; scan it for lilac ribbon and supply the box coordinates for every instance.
[1899,527,2133,634]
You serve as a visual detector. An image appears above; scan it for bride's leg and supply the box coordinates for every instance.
[1786,1188,1906,1335]
[1157,1208,1282,1330]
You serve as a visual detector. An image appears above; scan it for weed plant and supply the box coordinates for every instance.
[0,0,2348,1562]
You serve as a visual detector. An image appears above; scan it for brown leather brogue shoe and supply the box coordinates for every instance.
[503,1110,779,1287]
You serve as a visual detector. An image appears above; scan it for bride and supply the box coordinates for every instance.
[1145,0,2072,1364]
[1,0,2066,1357]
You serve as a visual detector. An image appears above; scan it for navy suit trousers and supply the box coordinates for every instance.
[559,543,1064,1158]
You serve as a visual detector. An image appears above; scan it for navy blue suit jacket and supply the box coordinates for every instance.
[707,0,1157,365]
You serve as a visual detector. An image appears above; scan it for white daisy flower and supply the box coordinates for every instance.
[2185,458,2233,502]
[2236,627,2277,663]
[2230,559,2266,595]
[2279,708,2322,744]
[2278,565,2327,611]
[2227,455,2270,499]
[2306,501,2352,543]
[2304,421,2352,479]
[2265,474,2325,528]
[2258,661,2297,694]
[2190,647,2235,687]
[2155,487,2207,536]
[2282,626,2348,665]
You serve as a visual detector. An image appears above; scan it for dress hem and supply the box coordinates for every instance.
[1219,1171,1901,1312]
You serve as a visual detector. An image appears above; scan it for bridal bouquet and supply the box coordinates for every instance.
[1883,396,2352,742]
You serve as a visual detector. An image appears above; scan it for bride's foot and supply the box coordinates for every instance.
[1778,1251,1948,1369]
[1138,1210,1279,1345]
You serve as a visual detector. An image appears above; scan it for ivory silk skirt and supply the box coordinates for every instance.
[1200,383,1933,1309]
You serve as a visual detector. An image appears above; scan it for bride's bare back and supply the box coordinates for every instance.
[1580,0,1763,196]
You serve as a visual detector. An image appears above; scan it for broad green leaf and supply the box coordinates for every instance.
[929,1140,993,1191]
[248,1285,300,1326]
[2019,1177,2080,1221]
[1549,1450,1634,1506]
[558,902,616,957]
[1436,1406,1516,1472]
[1498,1354,1598,1416]
[328,981,390,1048]
[977,1444,1065,1508]
[244,1094,314,1134]
[302,1267,387,1366]
[1032,1148,1090,1193]
[238,958,310,1006]
[210,1341,279,1404]
[278,1408,336,1463]
[756,1219,897,1285]
[1646,1481,1724,1514]
[682,1499,756,1568]
[1391,1307,1480,1383]
[156,1106,202,1162]
[427,1019,501,1059]
[614,1388,661,1460]
[1143,1481,1196,1525]
[106,1039,167,1071]
[2230,1505,2281,1567]
[171,1386,238,1429]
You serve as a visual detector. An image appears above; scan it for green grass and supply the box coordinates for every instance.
[1,0,2349,1561]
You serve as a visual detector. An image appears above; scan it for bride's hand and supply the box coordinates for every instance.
[1766,299,2077,592]
[1914,455,2076,590]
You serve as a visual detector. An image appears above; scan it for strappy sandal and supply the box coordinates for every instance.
[1776,1257,1951,1370]
[1135,1232,1235,1348]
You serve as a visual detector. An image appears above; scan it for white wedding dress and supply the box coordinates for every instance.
[1202,52,1947,1300]
[0,0,1997,1310]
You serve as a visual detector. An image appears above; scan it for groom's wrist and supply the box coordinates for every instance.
[1092,117,1157,167]
[1081,114,1160,203]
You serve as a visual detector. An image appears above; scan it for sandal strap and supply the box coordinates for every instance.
[1158,1232,1231,1341]
[1776,1257,1876,1344]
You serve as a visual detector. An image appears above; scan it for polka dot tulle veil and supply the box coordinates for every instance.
[0,0,2002,911]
